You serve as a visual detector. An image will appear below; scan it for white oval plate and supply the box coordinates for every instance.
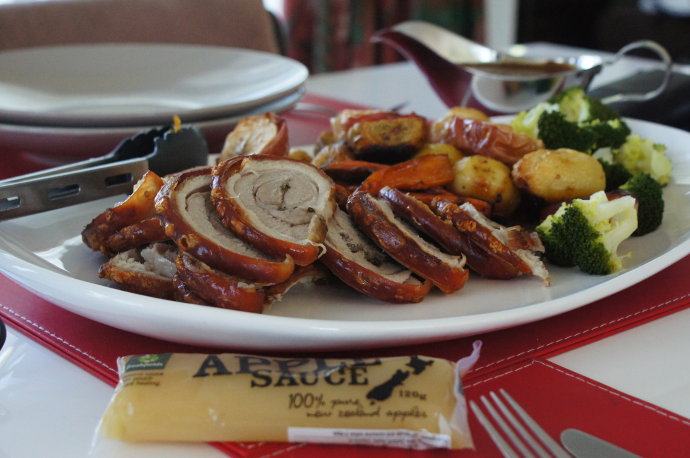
[0,44,308,127]
[0,87,304,162]
[0,119,688,351]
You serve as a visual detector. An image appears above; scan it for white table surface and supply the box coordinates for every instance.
[1,43,689,457]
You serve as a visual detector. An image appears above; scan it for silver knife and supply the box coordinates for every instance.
[560,428,639,458]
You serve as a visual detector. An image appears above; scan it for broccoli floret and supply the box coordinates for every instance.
[511,102,558,139]
[587,96,621,122]
[594,148,632,190]
[621,173,664,236]
[588,119,631,149]
[549,87,621,123]
[614,134,672,185]
[536,191,638,275]
[537,111,596,151]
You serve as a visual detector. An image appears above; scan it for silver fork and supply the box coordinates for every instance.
[470,389,571,458]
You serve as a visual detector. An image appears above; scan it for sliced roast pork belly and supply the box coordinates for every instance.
[99,242,177,299]
[155,167,294,284]
[172,274,207,305]
[433,200,549,283]
[218,113,288,162]
[347,192,468,293]
[83,171,164,255]
[104,217,167,253]
[320,208,432,303]
[175,253,266,313]
[212,156,336,266]
[380,187,520,279]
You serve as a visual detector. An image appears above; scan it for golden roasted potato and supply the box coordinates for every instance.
[414,143,463,164]
[512,148,605,203]
[450,155,520,217]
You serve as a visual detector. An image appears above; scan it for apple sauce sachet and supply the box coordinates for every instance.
[98,343,481,450]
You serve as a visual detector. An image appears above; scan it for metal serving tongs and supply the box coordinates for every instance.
[0,118,209,220]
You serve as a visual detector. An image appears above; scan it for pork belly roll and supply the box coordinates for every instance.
[99,243,177,299]
[212,157,336,266]
[218,113,288,162]
[104,217,167,253]
[83,171,164,255]
[380,187,521,279]
[172,274,207,305]
[320,208,432,303]
[433,200,549,283]
[347,192,468,293]
[175,253,266,313]
[155,167,294,284]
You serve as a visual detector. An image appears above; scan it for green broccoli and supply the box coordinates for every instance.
[536,191,638,275]
[549,87,620,123]
[511,102,558,138]
[614,134,672,186]
[593,148,632,190]
[620,173,664,236]
[537,110,596,151]
[588,119,631,149]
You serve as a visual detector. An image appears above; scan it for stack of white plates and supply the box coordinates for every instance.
[0,44,308,162]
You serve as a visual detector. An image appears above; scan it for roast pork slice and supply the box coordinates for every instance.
[433,200,550,284]
[379,187,516,279]
[172,274,207,305]
[104,217,167,253]
[83,171,164,255]
[99,242,177,299]
[320,207,432,303]
[175,253,266,313]
[218,113,288,162]
[347,192,469,294]
[212,156,336,266]
[155,167,294,285]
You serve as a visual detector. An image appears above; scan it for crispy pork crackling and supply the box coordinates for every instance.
[155,167,294,284]
[320,208,432,303]
[347,192,468,294]
[212,156,336,266]
[175,253,266,313]
[99,243,177,299]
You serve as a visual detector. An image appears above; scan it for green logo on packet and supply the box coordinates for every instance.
[125,353,172,372]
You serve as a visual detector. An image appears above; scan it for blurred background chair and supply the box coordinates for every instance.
[0,0,279,53]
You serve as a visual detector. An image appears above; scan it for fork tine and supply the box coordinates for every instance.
[481,394,536,458]
[499,389,571,458]
[490,391,550,458]
[470,400,518,458]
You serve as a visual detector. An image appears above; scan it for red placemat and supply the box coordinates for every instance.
[2,93,689,456]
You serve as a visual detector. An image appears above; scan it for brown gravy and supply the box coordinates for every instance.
[464,61,575,76]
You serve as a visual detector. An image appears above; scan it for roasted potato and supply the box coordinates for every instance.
[450,155,520,217]
[414,143,463,164]
[512,148,605,203]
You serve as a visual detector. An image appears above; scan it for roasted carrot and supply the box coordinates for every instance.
[359,155,454,194]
